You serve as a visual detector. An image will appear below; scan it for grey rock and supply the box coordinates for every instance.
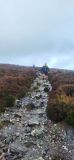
[34,157,44,160]
[10,142,28,155]
[5,136,13,144]
[24,141,36,148]
[31,126,44,137]
[28,118,40,127]
[15,113,22,119]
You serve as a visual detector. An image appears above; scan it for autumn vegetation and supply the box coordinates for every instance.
[47,69,74,126]
[0,64,35,112]
[0,64,74,126]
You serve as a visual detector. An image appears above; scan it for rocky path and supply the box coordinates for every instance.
[0,73,74,160]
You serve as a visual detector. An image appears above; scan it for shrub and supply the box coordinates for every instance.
[4,95,15,107]
[48,70,74,126]
[66,111,74,126]
[0,105,5,114]
[18,90,26,99]
[47,96,74,126]
[46,101,67,123]
[0,65,35,109]
[64,86,74,97]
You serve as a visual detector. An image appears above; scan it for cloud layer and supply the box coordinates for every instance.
[0,0,74,69]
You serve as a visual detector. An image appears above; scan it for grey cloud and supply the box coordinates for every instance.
[0,0,74,69]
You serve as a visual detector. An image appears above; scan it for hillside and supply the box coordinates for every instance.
[0,64,35,111]
[47,69,74,125]
[0,64,74,118]
[0,65,74,159]
[0,64,74,111]
[0,71,74,160]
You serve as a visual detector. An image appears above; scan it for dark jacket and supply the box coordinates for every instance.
[41,66,49,75]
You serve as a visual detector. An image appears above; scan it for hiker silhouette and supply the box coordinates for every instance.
[41,63,49,75]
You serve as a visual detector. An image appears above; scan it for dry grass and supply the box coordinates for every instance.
[0,64,35,111]
[47,69,74,125]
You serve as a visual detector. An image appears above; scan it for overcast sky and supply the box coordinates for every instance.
[0,0,74,69]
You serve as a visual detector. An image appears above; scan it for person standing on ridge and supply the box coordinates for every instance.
[41,63,49,76]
